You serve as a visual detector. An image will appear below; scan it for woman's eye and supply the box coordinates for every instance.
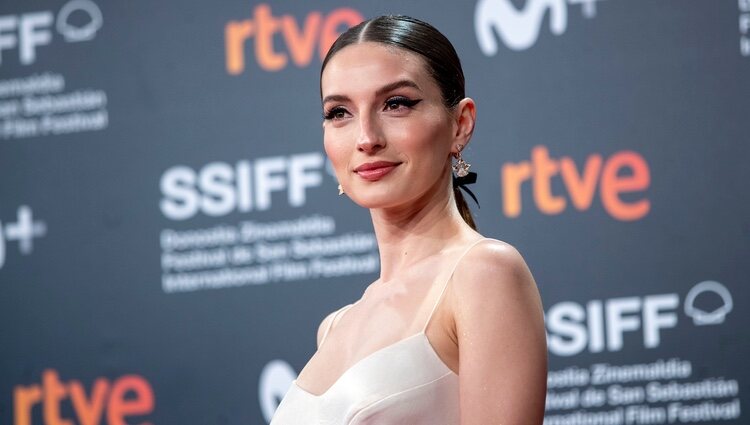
[323,107,349,121]
[384,97,422,112]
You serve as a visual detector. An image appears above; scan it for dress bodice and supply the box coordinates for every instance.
[270,238,491,424]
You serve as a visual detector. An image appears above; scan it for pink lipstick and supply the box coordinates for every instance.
[354,161,401,181]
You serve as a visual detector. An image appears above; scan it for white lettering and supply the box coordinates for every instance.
[160,166,199,221]
[546,294,681,356]
[288,153,323,207]
[587,300,605,353]
[546,302,586,356]
[159,153,326,220]
[19,12,52,65]
[642,294,678,348]
[606,297,641,351]
[255,157,287,211]
[199,162,236,217]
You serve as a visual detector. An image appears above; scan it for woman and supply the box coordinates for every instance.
[271,15,547,424]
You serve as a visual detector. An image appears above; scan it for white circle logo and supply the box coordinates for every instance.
[684,280,733,325]
[258,359,297,423]
[56,0,103,42]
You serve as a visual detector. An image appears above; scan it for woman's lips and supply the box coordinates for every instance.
[354,161,401,181]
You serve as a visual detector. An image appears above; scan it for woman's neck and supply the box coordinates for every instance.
[370,184,476,283]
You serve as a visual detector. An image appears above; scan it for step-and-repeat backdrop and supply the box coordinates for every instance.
[1,0,748,424]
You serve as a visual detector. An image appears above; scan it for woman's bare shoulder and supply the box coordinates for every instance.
[448,237,540,311]
[456,238,531,281]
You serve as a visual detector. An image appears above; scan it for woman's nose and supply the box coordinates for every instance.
[356,113,385,153]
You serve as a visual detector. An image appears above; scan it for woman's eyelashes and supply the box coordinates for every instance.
[322,97,423,121]
[323,106,349,121]
[384,96,422,112]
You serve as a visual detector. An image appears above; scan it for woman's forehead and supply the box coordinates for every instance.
[321,42,434,97]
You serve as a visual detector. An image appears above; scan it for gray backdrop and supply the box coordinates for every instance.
[1,0,748,424]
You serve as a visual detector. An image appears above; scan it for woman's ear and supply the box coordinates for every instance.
[453,97,476,147]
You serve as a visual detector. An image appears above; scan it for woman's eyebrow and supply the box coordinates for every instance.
[375,79,421,96]
[321,94,350,105]
[322,79,422,105]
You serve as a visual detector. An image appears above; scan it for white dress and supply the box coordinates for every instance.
[270,238,490,424]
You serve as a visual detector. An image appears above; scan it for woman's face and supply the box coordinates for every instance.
[321,42,459,210]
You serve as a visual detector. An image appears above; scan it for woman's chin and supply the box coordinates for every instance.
[347,188,408,210]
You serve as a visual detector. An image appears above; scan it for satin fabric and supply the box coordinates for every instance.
[270,239,489,424]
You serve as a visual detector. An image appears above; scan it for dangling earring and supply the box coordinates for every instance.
[338,184,344,195]
[452,144,471,177]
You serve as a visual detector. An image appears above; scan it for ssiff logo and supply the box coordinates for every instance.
[13,369,155,425]
[0,0,102,66]
[474,0,606,54]
[545,280,734,357]
[225,4,363,75]
[159,152,326,221]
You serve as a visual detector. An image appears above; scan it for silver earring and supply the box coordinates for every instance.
[338,184,344,195]
[452,144,471,177]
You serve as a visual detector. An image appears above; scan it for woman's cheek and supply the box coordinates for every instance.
[324,137,349,180]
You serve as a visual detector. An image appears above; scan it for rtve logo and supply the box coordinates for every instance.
[501,146,650,221]
[474,0,606,54]
[0,0,102,66]
[225,4,364,75]
[13,369,154,425]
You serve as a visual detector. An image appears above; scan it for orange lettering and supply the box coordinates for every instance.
[502,160,532,218]
[13,384,41,425]
[600,151,650,221]
[560,154,603,210]
[532,145,565,214]
[282,12,322,66]
[319,8,365,58]
[107,375,155,425]
[254,4,286,71]
[225,20,254,75]
[225,5,364,74]
[43,369,72,425]
[69,378,110,425]
[501,146,650,220]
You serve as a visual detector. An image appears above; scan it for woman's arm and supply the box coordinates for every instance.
[452,240,547,424]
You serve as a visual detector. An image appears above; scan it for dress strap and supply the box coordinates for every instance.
[421,238,491,333]
[319,303,355,347]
